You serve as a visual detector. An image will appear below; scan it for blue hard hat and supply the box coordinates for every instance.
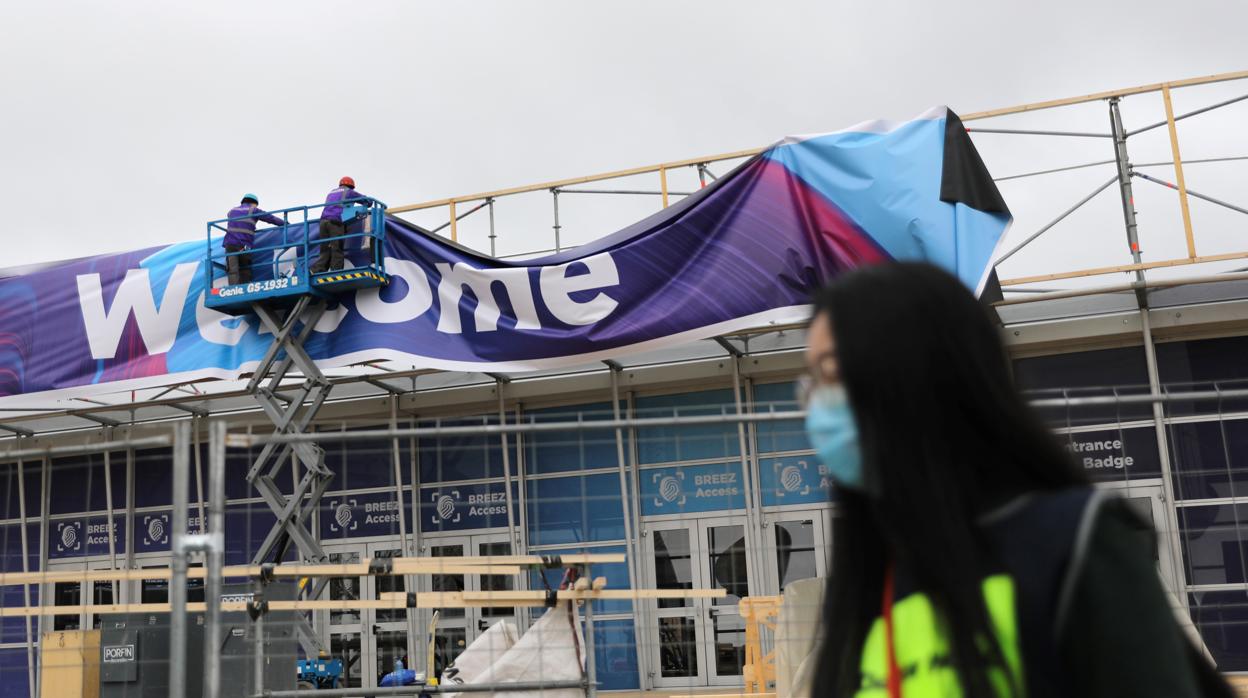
[241,193,259,204]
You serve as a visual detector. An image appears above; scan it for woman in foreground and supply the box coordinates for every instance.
[802,262,1229,698]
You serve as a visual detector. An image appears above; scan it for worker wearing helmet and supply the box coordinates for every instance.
[312,176,371,274]
[224,194,285,284]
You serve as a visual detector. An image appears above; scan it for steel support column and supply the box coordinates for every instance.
[1109,97,1190,609]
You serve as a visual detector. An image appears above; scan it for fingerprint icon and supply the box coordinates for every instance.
[780,465,803,492]
[334,504,353,528]
[659,476,681,502]
[436,495,456,520]
[147,517,166,543]
[61,525,78,549]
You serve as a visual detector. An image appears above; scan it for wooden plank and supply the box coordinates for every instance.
[1162,84,1197,259]
[387,148,764,213]
[448,553,625,565]
[962,69,1248,122]
[999,250,1248,286]
[3,587,726,616]
[0,559,524,586]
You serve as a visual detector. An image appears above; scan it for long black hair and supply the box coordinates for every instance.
[810,262,1087,698]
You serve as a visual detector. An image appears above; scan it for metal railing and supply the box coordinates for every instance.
[205,196,389,290]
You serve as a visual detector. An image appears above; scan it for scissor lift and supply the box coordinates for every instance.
[204,198,390,653]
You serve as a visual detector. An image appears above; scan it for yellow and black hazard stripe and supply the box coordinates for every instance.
[314,271,384,285]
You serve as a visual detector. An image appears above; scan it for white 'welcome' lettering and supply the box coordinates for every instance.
[76,263,198,360]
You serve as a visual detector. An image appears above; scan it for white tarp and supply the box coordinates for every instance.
[441,620,520,687]
[776,577,825,698]
[444,603,586,698]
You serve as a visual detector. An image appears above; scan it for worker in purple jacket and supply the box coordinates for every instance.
[224,193,284,284]
[312,176,371,273]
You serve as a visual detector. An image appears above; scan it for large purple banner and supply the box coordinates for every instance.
[0,107,1009,402]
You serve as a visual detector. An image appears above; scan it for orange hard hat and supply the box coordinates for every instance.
[339,176,355,188]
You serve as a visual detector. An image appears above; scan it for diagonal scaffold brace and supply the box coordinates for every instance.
[242,295,336,655]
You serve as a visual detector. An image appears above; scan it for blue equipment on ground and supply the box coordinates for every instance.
[204,196,390,314]
[296,656,345,689]
[379,658,423,688]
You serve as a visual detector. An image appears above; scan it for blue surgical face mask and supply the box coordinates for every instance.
[804,384,864,490]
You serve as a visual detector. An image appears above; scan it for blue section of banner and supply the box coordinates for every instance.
[757,456,835,507]
[419,481,519,532]
[639,462,747,516]
[321,490,407,540]
[47,516,126,559]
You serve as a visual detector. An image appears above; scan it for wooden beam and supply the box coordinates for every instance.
[1000,250,1248,286]
[387,148,763,213]
[1,587,727,616]
[1162,84,1197,259]
[962,69,1248,122]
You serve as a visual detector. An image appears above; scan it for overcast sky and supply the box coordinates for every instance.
[2,1,1245,283]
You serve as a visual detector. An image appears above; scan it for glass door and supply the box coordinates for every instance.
[367,543,412,686]
[702,518,752,686]
[644,521,701,689]
[47,559,119,632]
[323,545,365,689]
[643,516,755,689]
[762,511,829,595]
[418,533,515,679]
[1097,483,1183,600]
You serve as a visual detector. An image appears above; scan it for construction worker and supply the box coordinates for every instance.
[224,193,284,285]
[312,176,371,274]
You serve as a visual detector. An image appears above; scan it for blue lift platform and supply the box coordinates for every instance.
[204,197,390,314]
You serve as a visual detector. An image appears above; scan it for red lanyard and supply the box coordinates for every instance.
[882,563,903,698]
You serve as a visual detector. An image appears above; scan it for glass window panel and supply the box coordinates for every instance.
[0,585,36,643]
[48,454,126,515]
[418,415,516,483]
[1179,503,1248,585]
[53,581,81,630]
[592,619,640,690]
[707,525,749,604]
[328,551,362,626]
[1013,347,1152,426]
[525,474,625,547]
[478,541,514,618]
[0,462,41,520]
[635,389,740,464]
[530,545,630,614]
[140,563,202,603]
[652,529,693,609]
[1158,338,1248,417]
[374,630,409,686]
[0,525,39,574]
[1189,590,1248,672]
[433,626,466,678]
[331,632,363,688]
[0,647,31,698]
[324,430,404,492]
[1169,419,1248,501]
[774,520,817,592]
[373,549,406,623]
[657,617,698,678]
[712,614,746,676]
[525,402,619,475]
[430,544,465,619]
[752,381,808,454]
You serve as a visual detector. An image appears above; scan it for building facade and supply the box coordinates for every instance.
[4,282,1248,694]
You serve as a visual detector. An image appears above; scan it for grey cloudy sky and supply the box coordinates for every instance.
[2,0,1245,283]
